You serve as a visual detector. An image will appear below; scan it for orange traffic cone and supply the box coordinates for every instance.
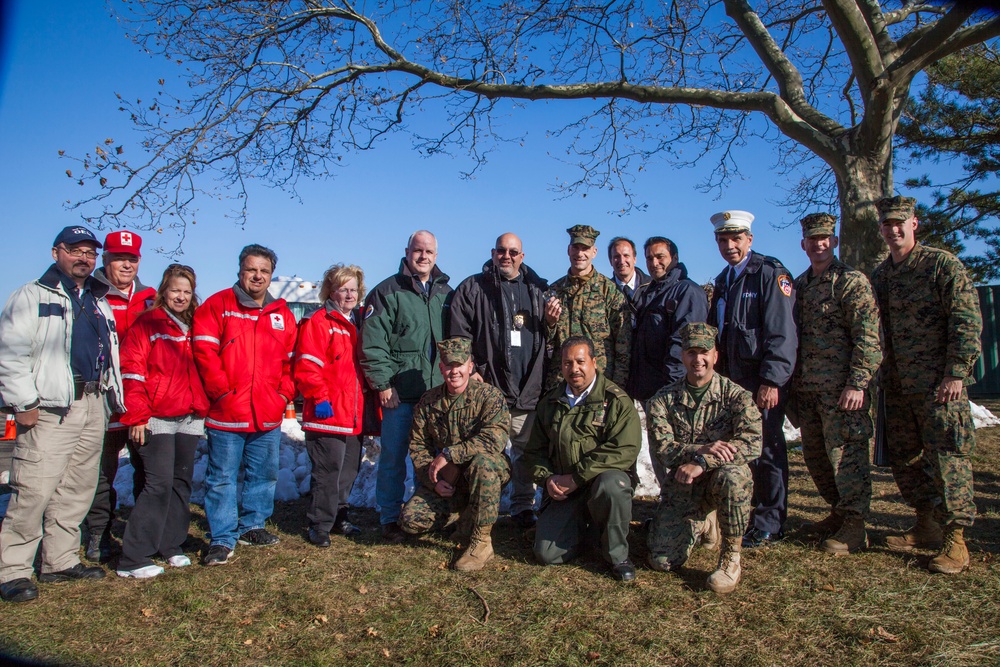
[284,403,296,420]
[2,415,15,441]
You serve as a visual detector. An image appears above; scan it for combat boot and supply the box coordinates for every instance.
[928,525,969,574]
[698,510,721,551]
[886,512,943,552]
[801,512,844,538]
[454,525,494,572]
[706,537,741,595]
[820,516,868,555]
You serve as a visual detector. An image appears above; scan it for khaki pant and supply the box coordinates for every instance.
[0,393,107,582]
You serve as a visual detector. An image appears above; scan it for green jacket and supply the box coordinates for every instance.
[360,259,452,403]
[524,372,641,488]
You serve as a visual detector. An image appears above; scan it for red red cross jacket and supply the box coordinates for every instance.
[119,307,210,426]
[193,287,297,432]
[294,305,364,435]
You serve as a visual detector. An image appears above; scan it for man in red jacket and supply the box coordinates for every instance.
[193,244,297,565]
[83,230,156,562]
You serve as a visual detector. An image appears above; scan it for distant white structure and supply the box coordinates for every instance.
[268,275,322,322]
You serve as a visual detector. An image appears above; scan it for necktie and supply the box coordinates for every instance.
[623,284,634,299]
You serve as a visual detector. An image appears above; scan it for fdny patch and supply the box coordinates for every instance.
[778,275,793,297]
[364,304,375,320]
[270,313,285,331]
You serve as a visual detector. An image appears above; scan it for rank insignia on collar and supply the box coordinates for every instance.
[778,275,792,297]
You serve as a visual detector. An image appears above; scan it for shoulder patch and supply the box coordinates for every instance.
[364,304,375,320]
[778,275,793,297]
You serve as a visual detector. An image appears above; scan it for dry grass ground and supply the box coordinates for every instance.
[1,403,999,667]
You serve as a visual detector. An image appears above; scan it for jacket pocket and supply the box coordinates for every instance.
[735,326,760,361]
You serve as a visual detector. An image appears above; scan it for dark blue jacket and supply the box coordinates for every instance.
[626,262,709,401]
[708,251,797,392]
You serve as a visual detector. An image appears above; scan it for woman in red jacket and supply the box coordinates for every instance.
[294,264,367,547]
[116,264,209,578]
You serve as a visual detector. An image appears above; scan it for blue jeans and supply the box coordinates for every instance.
[204,428,281,549]
[376,403,414,525]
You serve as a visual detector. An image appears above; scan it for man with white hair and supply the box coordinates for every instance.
[708,211,797,548]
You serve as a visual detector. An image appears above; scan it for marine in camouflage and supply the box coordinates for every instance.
[645,373,762,568]
[791,256,881,520]
[872,242,982,528]
[544,270,631,391]
[399,379,511,533]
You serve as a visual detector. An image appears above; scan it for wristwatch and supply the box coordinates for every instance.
[692,454,708,470]
[440,448,453,463]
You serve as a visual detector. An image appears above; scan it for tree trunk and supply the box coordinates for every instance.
[836,155,893,275]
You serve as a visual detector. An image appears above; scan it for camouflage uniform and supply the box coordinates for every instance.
[872,237,981,528]
[646,371,762,568]
[545,271,631,391]
[791,214,882,521]
[399,378,511,534]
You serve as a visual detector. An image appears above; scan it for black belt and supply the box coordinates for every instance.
[74,380,101,400]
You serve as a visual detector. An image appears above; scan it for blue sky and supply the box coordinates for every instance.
[0,0,919,304]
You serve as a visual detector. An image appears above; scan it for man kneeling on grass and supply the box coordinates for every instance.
[399,337,511,571]
[645,322,762,594]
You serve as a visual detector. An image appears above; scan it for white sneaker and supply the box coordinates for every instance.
[116,565,164,579]
[167,555,192,568]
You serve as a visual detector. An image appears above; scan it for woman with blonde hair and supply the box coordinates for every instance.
[294,264,367,547]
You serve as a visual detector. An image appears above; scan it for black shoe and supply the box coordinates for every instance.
[38,563,106,583]
[308,528,331,548]
[511,510,537,531]
[742,528,785,549]
[238,529,280,547]
[0,578,39,603]
[611,559,636,582]
[333,509,362,536]
[202,545,232,566]
[381,522,407,544]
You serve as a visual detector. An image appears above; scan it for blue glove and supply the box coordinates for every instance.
[314,401,334,420]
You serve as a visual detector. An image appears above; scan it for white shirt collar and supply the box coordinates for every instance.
[614,272,637,290]
[565,375,598,407]
[729,251,753,279]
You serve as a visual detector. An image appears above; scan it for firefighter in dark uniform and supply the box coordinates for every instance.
[707,210,797,548]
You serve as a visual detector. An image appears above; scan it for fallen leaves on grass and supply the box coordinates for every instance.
[140,608,154,618]
[870,627,901,643]
[428,625,441,638]
[366,627,379,638]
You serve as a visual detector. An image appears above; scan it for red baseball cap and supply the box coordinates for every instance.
[103,230,142,257]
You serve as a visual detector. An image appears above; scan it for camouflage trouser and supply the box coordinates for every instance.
[793,389,872,519]
[647,464,752,568]
[399,452,510,534]
[884,388,976,527]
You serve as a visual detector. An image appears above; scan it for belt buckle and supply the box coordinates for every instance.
[84,381,100,395]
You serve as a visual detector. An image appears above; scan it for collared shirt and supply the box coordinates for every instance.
[717,251,754,330]
[613,272,638,292]
[565,375,598,407]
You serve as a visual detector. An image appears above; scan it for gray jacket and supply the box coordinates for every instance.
[0,264,125,414]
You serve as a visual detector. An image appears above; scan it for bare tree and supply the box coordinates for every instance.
[67,0,1000,272]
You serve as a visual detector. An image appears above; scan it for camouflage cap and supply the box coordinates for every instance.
[800,213,837,238]
[567,225,600,247]
[437,337,472,364]
[876,195,917,223]
[679,322,718,351]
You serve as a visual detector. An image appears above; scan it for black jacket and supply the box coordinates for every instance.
[450,260,549,411]
[626,262,709,401]
[615,267,652,317]
[708,251,797,392]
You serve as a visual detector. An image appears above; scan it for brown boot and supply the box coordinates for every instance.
[801,512,844,538]
[454,525,494,572]
[820,516,868,555]
[886,513,943,552]
[706,537,741,595]
[698,511,721,551]
[928,525,969,574]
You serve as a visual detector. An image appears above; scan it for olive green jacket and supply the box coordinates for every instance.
[524,372,641,488]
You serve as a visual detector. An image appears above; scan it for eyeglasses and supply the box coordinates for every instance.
[494,248,521,257]
[335,287,359,296]
[58,245,98,259]
[166,263,195,273]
